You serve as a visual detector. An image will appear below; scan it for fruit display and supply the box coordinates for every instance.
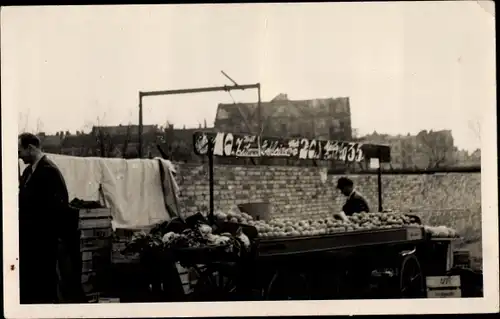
[214,206,459,240]
[424,225,459,238]
[214,207,255,225]
[125,205,460,256]
[252,212,421,238]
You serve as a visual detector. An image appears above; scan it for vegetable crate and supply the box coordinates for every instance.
[79,208,113,301]
[109,228,197,302]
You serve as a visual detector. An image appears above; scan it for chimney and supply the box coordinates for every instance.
[271,93,289,102]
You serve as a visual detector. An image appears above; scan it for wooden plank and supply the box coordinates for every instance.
[79,218,112,230]
[82,269,97,277]
[81,229,94,238]
[82,260,93,273]
[427,289,461,298]
[95,228,113,238]
[80,238,112,251]
[82,235,113,243]
[79,208,111,219]
[406,227,423,240]
[81,246,110,253]
[82,281,94,294]
[426,276,461,288]
[81,228,113,239]
[98,297,120,303]
[81,251,93,262]
[82,271,96,284]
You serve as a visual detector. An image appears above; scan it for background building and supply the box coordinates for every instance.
[359,130,457,169]
[214,93,353,140]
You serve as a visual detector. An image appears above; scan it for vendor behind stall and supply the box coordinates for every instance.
[333,177,371,221]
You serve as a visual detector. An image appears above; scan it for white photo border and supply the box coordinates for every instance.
[2,6,499,318]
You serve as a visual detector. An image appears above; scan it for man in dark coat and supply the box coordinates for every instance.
[334,177,371,220]
[18,133,79,303]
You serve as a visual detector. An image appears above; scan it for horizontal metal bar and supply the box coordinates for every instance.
[140,83,260,97]
[328,166,481,175]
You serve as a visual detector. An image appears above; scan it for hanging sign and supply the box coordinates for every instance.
[369,158,380,169]
[193,131,391,163]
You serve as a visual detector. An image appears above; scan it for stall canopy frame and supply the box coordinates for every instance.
[138,83,262,158]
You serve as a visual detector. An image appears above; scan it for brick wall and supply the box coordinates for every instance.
[176,164,481,244]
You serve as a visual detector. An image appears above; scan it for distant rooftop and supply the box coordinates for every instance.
[215,94,351,122]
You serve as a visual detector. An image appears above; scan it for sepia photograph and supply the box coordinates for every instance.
[2,2,498,318]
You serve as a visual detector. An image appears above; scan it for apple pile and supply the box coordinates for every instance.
[253,212,423,238]
[212,207,459,240]
[348,211,421,228]
[214,208,255,225]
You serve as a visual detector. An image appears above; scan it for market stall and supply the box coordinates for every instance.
[123,131,479,301]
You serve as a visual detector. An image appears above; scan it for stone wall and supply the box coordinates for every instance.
[176,164,482,253]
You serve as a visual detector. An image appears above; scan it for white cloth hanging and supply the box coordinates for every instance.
[19,154,179,230]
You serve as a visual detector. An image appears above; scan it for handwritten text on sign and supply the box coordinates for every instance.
[193,132,366,162]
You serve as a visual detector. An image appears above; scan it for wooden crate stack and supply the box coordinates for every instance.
[79,208,113,302]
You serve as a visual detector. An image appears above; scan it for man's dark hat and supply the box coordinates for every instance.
[336,177,353,189]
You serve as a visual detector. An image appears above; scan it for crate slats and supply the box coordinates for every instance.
[76,208,113,299]
[79,208,112,219]
[81,251,93,262]
[81,238,112,251]
[82,228,113,239]
[82,260,93,273]
[80,218,112,230]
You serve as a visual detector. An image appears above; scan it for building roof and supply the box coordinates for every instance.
[92,124,158,135]
[40,135,63,147]
[215,96,351,127]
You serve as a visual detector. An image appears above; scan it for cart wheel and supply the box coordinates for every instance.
[189,266,238,301]
[265,271,311,301]
[399,254,425,298]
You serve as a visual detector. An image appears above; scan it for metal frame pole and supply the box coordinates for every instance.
[208,139,215,222]
[137,83,261,219]
[377,151,383,212]
[138,92,144,158]
[138,83,260,158]
[257,84,262,134]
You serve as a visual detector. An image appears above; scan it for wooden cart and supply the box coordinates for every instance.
[187,226,479,301]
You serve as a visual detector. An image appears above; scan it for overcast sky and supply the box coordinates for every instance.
[2,2,495,151]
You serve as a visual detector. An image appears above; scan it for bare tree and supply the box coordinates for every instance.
[35,118,44,134]
[95,116,111,157]
[18,111,31,133]
[400,138,416,169]
[416,130,455,168]
[468,119,481,143]
[121,123,133,158]
[351,128,360,140]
